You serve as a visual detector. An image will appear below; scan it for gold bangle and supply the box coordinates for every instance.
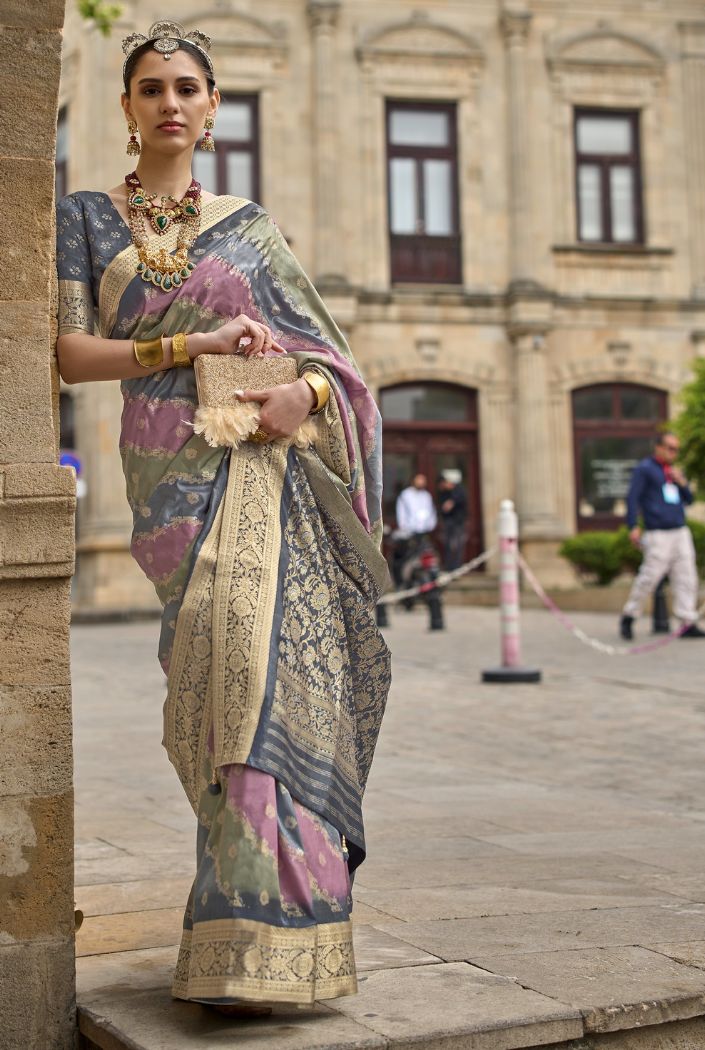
[302,370,330,414]
[171,332,191,368]
[133,334,164,369]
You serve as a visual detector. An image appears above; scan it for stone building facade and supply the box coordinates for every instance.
[58,0,705,603]
[1,3,76,1048]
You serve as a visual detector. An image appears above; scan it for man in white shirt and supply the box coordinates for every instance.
[396,474,437,536]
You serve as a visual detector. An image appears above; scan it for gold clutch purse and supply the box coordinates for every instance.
[192,354,317,449]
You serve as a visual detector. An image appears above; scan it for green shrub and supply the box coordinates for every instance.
[559,529,633,586]
[559,522,705,585]
[672,357,705,493]
[688,519,705,577]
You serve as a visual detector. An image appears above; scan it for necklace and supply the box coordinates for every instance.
[125,170,202,292]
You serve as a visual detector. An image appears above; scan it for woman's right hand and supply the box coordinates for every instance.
[190,315,286,360]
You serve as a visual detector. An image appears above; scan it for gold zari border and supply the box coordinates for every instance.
[58,278,95,337]
[172,918,357,1004]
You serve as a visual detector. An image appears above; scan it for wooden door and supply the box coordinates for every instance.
[381,383,483,565]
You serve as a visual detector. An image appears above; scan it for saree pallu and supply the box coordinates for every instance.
[58,193,391,1003]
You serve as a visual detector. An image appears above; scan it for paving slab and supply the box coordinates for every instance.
[647,942,705,972]
[71,610,705,1049]
[629,873,705,902]
[331,962,583,1049]
[473,946,705,1034]
[352,925,440,971]
[79,993,386,1050]
[479,827,705,857]
[76,877,194,918]
[607,847,705,875]
[354,879,687,923]
[352,853,669,892]
[375,904,705,961]
[77,908,184,957]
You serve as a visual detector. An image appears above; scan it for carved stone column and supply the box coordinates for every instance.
[0,3,78,1047]
[307,0,347,287]
[509,320,572,587]
[501,5,535,290]
[680,22,705,299]
[512,328,562,537]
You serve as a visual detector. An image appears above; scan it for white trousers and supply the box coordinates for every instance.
[623,526,699,623]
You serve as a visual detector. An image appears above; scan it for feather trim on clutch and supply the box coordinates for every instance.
[193,354,318,450]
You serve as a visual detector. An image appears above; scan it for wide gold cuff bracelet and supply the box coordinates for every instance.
[133,334,164,369]
[171,332,191,368]
[302,370,330,414]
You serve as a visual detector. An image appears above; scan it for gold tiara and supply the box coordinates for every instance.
[122,21,213,75]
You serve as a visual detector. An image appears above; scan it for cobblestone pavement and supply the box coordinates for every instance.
[73,605,705,1049]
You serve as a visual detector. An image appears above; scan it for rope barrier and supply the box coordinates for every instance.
[518,552,705,657]
[379,495,702,662]
[378,547,496,605]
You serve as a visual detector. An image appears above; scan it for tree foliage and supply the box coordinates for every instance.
[77,0,123,37]
[672,357,705,494]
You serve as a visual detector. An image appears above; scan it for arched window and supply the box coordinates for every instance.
[380,382,483,562]
[572,382,667,530]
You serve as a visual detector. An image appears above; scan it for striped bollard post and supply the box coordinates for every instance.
[482,499,541,683]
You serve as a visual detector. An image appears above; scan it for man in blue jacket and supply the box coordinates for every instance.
[620,431,704,640]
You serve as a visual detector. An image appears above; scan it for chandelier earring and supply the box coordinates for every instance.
[200,114,216,152]
[126,119,141,156]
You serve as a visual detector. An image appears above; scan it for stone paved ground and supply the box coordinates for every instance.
[73,605,705,1049]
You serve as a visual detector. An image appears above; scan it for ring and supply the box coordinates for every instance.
[250,427,270,444]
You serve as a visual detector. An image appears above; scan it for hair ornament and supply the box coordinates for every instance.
[122,20,213,73]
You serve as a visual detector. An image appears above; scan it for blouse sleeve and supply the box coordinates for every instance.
[56,194,96,337]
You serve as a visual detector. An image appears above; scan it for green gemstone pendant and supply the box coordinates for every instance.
[172,273,182,287]
[143,268,153,281]
[161,275,173,290]
[136,261,145,272]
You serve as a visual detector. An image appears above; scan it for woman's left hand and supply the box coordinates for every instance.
[237,379,316,439]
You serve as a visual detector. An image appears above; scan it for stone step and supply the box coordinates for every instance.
[77,984,705,1050]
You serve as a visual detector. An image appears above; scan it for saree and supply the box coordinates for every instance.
[57,191,392,1003]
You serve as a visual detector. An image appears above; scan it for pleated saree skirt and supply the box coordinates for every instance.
[172,758,357,1005]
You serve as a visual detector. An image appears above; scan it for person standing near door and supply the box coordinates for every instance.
[438,469,467,571]
[396,473,437,541]
[393,474,438,592]
[620,431,704,640]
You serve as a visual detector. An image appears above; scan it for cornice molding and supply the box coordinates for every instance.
[546,23,665,76]
[357,10,485,67]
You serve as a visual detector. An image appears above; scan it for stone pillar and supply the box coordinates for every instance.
[307,0,347,287]
[0,3,77,1049]
[501,4,535,289]
[510,322,572,586]
[680,22,705,299]
[512,328,561,536]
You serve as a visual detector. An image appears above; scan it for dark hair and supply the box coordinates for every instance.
[655,429,678,447]
[123,39,216,95]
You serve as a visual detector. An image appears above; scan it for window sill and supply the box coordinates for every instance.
[553,243,673,257]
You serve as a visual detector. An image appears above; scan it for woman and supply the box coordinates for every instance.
[57,21,391,1010]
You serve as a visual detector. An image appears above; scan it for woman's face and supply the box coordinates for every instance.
[122,47,218,157]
